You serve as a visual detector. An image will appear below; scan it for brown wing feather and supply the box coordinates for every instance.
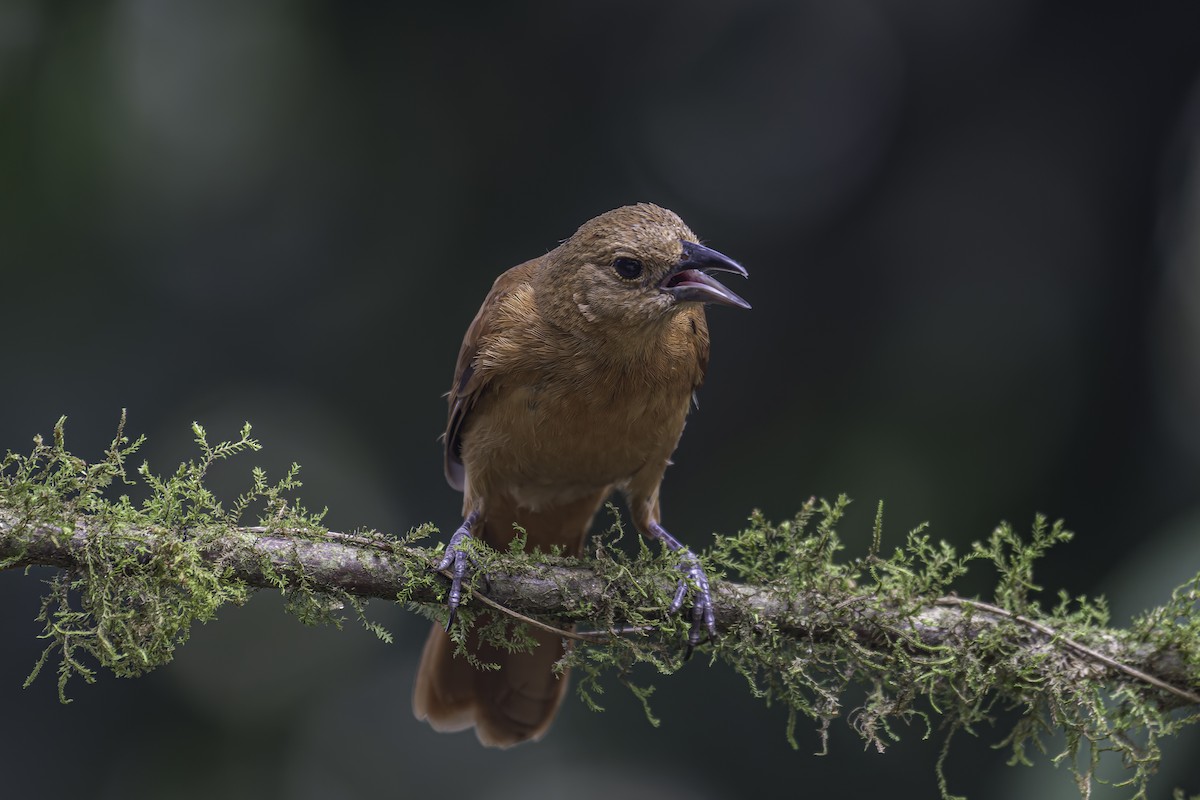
[689,308,711,409]
[443,258,540,490]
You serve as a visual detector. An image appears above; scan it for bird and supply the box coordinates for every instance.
[412,202,750,748]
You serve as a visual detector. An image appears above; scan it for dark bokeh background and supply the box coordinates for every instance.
[3,2,1200,798]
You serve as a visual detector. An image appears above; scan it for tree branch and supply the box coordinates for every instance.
[2,508,1196,707]
[5,418,1199,798]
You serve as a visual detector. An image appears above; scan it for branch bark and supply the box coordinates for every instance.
[1,508,1197,707]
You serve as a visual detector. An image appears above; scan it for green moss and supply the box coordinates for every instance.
[3,416,1199,799]
[552,498,1200,799]
[0,413,384,699]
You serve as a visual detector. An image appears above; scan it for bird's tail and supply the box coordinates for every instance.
[413,493,604,747]
[412,619,572,747]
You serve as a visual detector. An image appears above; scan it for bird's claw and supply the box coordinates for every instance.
[648,521,717,657]
[434,511,479,630]
[668,549,717,659]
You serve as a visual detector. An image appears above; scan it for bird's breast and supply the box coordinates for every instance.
[461,364,693,511]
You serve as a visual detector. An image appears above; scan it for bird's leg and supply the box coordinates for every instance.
[435,509,479,630]
[648,521,717,657]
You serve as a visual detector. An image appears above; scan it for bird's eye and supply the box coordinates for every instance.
[612,257,643,280]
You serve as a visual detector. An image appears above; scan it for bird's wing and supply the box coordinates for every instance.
[692,344,710,410]
[696,331,710,388]
[691,310,711,408]
[444,258,539,491]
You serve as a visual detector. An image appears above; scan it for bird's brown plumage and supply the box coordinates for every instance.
[413,203,745,747]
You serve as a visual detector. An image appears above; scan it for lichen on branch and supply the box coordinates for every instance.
[1,415,1199,800]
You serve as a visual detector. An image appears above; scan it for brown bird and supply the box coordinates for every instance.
[412,203,749,747]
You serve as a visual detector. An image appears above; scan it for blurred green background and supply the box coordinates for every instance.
[3,2,1200,798]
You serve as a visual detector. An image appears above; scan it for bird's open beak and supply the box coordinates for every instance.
[661,241,751,309]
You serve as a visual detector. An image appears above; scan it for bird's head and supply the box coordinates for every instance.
[537,203,749,332]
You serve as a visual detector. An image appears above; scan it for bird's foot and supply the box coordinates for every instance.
[649,522,717,658]
[434,510,479,630]
[669,549,717,659]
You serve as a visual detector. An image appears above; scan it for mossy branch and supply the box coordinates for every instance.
[1,508,1197,707]
[2,416,1200,799]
